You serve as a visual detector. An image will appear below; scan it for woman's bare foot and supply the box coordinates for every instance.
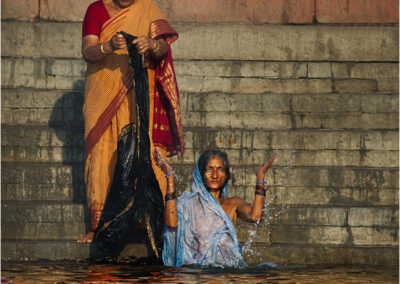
[78,231,94,243]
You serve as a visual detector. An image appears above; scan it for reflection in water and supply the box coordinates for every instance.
[1,261,398,283]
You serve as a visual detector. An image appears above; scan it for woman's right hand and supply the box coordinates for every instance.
[153,148,173,174]
[109,33,126,50]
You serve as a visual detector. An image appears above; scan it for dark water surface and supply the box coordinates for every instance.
[1,261,398,283]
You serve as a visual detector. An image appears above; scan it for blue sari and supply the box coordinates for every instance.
[163,158,246,267]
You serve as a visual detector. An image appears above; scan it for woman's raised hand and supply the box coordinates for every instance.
[256,153,277,180]
[153,148,173,174]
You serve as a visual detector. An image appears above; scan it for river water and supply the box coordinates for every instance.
[1,261,398,283]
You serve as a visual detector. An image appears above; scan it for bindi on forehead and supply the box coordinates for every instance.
[206,156,225,168]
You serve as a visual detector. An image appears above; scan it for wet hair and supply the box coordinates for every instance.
[198,149,230,190]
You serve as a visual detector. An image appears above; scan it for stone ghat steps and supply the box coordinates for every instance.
[3,202,397,228]
[2,163,398,195]
[2,23,398,61]
[2,127,398,150]
[2,221,398,246]
[2,90,398,128]
[2,240,398,265]
[2,57,399,93]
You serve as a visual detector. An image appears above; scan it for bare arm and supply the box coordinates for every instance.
[154,148,178,228]
[237,153,277,222]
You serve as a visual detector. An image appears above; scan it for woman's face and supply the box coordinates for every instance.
[204,156,227,191]
[115,0,134,8]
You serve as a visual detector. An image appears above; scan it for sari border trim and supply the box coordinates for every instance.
[101,9,130,33]
[85,74,134,155]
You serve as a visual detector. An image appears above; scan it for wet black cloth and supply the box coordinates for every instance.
[90,32,164,260]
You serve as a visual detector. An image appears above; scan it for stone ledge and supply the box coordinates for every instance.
[316,0,399,24]
[2,241,398,265]
[2,163,398,188]
[2,22,398,61]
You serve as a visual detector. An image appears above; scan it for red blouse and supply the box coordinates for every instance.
[82,1,110,37]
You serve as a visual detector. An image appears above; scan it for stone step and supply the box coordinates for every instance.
[271,225,398,246]
[1,240,398,265]
[2,163,398,189]
[3,202,397,227]
[2,127,398,151]
[2,202,86,224]
[2,220,397,247]
[2,145,398,168]
[1,241,149,262]
[1,182,86,203]
[2,179,398,207]
[2,22,397,61]
[2,57,397,92]
[2,89,398,129]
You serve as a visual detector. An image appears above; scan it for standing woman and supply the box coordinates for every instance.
[79,0,184,243]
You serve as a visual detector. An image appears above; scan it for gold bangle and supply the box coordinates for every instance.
[100,43,106,54]
[152,39,160,54]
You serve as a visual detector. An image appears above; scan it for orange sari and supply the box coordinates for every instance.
[83,0,183,231]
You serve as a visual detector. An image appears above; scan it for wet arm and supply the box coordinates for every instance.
[153,148,178,227]
[237,154,277,222]
[164,174,178,227]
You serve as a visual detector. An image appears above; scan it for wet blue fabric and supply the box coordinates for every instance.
[163,157,246,267]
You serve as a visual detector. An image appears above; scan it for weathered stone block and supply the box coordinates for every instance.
[40,0,93,22]
[2,146,85,163]
[316,0,399,23]
[1,183,85,203]
[351,227,398,246]
[276,207,348,226]
[157,0,314,24]
[308,62,331,78]
[173,25,398,61]
[271,167,398,188]
[266,186,398,207]
[271,225,349,245]
[1,58,48,89]
[349,208,399,227]
[1,0,39,22]
[236,221,270,244]
[2,222,86,240]
[333,79,377,93]
[377,79,399,93]
[294,113,398,130]
[175,61,307,78]
[292,94,361,112]
[245,245,398,265]
[1,241,91,261]
[332,63,399,79]
[1,164,84,185]
[360,94,398,113]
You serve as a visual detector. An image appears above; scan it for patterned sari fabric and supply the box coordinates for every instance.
[83,0,183,231]
[163,158,247,268]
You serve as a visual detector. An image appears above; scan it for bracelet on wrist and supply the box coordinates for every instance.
[255,186,266,197]
[165,191,176,202]
[165,170,175,178]
[256,181,267,185]
[152,39,160,53]
[100,43,107,54]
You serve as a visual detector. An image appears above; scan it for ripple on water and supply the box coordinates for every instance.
[1,261,398,283]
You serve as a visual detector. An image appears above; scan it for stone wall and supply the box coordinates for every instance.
[2,0,399,265]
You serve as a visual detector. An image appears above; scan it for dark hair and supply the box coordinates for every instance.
[198,150,230,190]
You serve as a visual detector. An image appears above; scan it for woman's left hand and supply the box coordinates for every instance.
[132,36,155,54]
